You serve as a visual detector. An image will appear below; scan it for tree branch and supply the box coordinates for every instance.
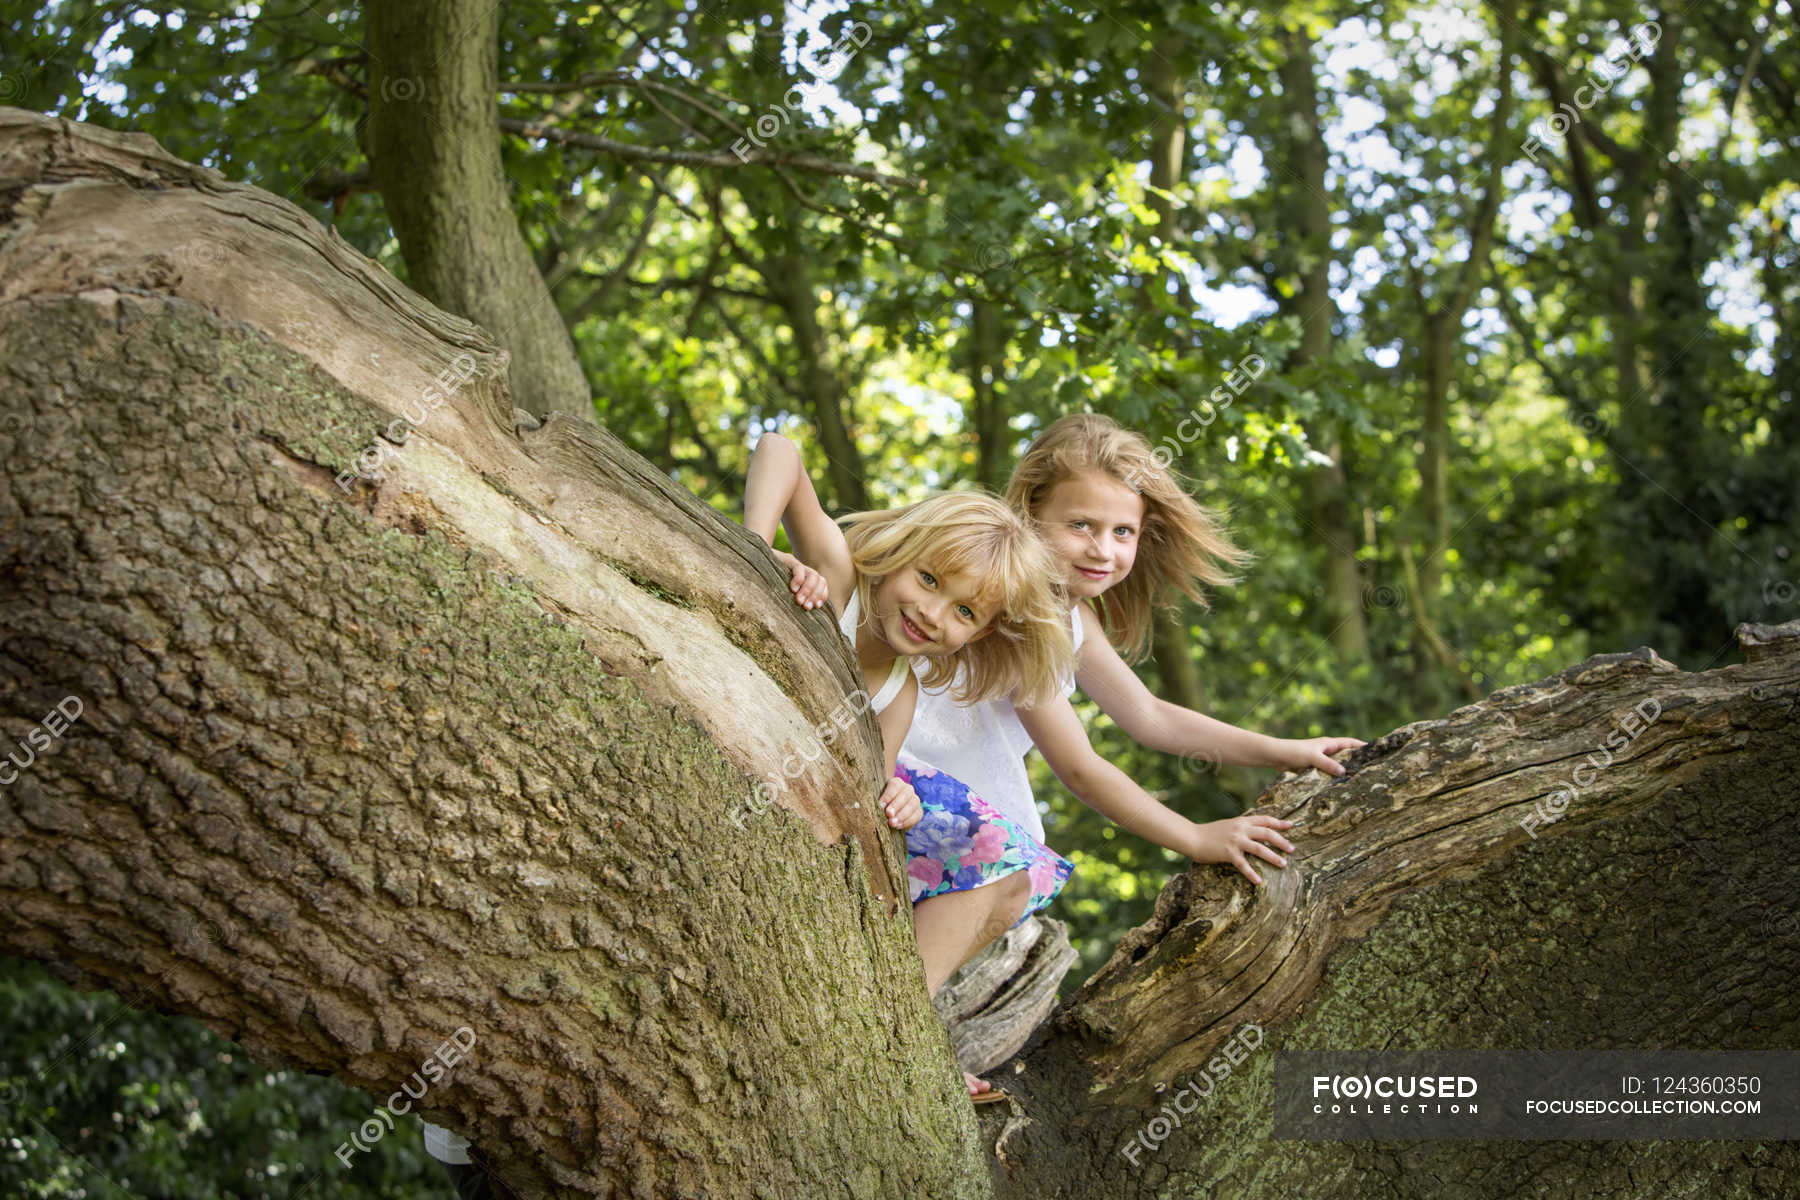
[296,57,922,189]
[500,116,924,189]
[1446,0,1517,317]
[503,71,748,140]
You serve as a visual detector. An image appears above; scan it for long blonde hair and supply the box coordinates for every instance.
[1005,413,1250,662]
[840,491,1073,708]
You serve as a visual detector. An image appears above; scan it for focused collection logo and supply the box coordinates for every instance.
[1311,1073,1480,1115]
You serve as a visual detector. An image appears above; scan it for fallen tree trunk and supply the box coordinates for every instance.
[2,110,1796,1198]
[984,631,1800,1195]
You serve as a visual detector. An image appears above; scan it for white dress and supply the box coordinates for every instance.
[899,605,1084,843]
[835,589,913,715]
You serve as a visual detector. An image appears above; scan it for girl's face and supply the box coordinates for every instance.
[869,563,992,657]
[1035,470,1145,602]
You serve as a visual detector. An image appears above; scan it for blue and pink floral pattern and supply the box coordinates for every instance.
[897,759,1072,925]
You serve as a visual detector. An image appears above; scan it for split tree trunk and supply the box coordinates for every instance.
[3,112,1797,1199]
[984,629,1800,1196]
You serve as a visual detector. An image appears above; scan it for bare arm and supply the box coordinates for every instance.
[743,432,854,610]
[874,671,917,780]
[872,673,922,831]
[1073,605,1362,775]
[1018,695,1295,885]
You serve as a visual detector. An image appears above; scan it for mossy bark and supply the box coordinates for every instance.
[0,108,986,1199]
[979,639,1800,1197]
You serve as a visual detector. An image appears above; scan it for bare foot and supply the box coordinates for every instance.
[964,1071,991,1097]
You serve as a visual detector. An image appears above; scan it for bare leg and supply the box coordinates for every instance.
[914,870,1032,996]
[912,871,1032,1096]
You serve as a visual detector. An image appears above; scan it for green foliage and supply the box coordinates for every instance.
[0,958,442,1198]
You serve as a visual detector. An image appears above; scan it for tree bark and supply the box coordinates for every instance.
[365,0,594,425]
[4,111,1797,1199]
[933,914,1076,1076]
[982,623,1800,1195]
[0,108,980,1198]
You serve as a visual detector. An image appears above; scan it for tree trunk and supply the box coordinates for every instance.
[933,914,1076,1076]
[760,248,869,511]
[1624,9,1730,650]
[0,109,980,1199]
[965,296,1011,495]
[983,626,1800,1195]
[1149,605,1206,713]
[5,111,1797,1199]
[365,0,593,424]
[1276,25,1369,664]
[1136,30,1205,713]
[1410,0,1514,635]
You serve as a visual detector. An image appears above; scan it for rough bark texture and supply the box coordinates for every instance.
[4,112,1798,1200]
[977,630,1800,1197]
[0,109,986,1199]
[364,0,594,424]
[934,914,1076,1076]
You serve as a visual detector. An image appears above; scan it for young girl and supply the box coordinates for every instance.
[745,431,1075,1099]
[903,412,1363,924]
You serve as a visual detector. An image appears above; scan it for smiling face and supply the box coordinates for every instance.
[1034,469,1146,601]
[867,563,994,657]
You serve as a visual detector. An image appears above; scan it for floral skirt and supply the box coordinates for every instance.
[896,759,1073,926]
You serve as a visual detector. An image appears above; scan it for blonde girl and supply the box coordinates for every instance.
[902,412,1363,910]
[745,432,1075,1099]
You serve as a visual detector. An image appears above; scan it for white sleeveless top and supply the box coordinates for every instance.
[836,589,912,715]
[899,605,1085,842]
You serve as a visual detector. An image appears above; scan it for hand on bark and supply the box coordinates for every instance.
[1187,813,1296,885]
[1274,735,1365,777]
[770,548,828,611]
[879,776,921,831]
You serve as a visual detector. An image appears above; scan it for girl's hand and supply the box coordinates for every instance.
[878,776,921,831]
[1187,813,1297,886]
[770,548,828,610]
[1276,736,1365,777]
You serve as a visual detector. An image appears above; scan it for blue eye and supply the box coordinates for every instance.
[958,604,975,620]
[919,570,936,587]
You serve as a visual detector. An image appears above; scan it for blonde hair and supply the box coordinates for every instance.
[840,491,1073,708]
[1005,413,1251,662]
